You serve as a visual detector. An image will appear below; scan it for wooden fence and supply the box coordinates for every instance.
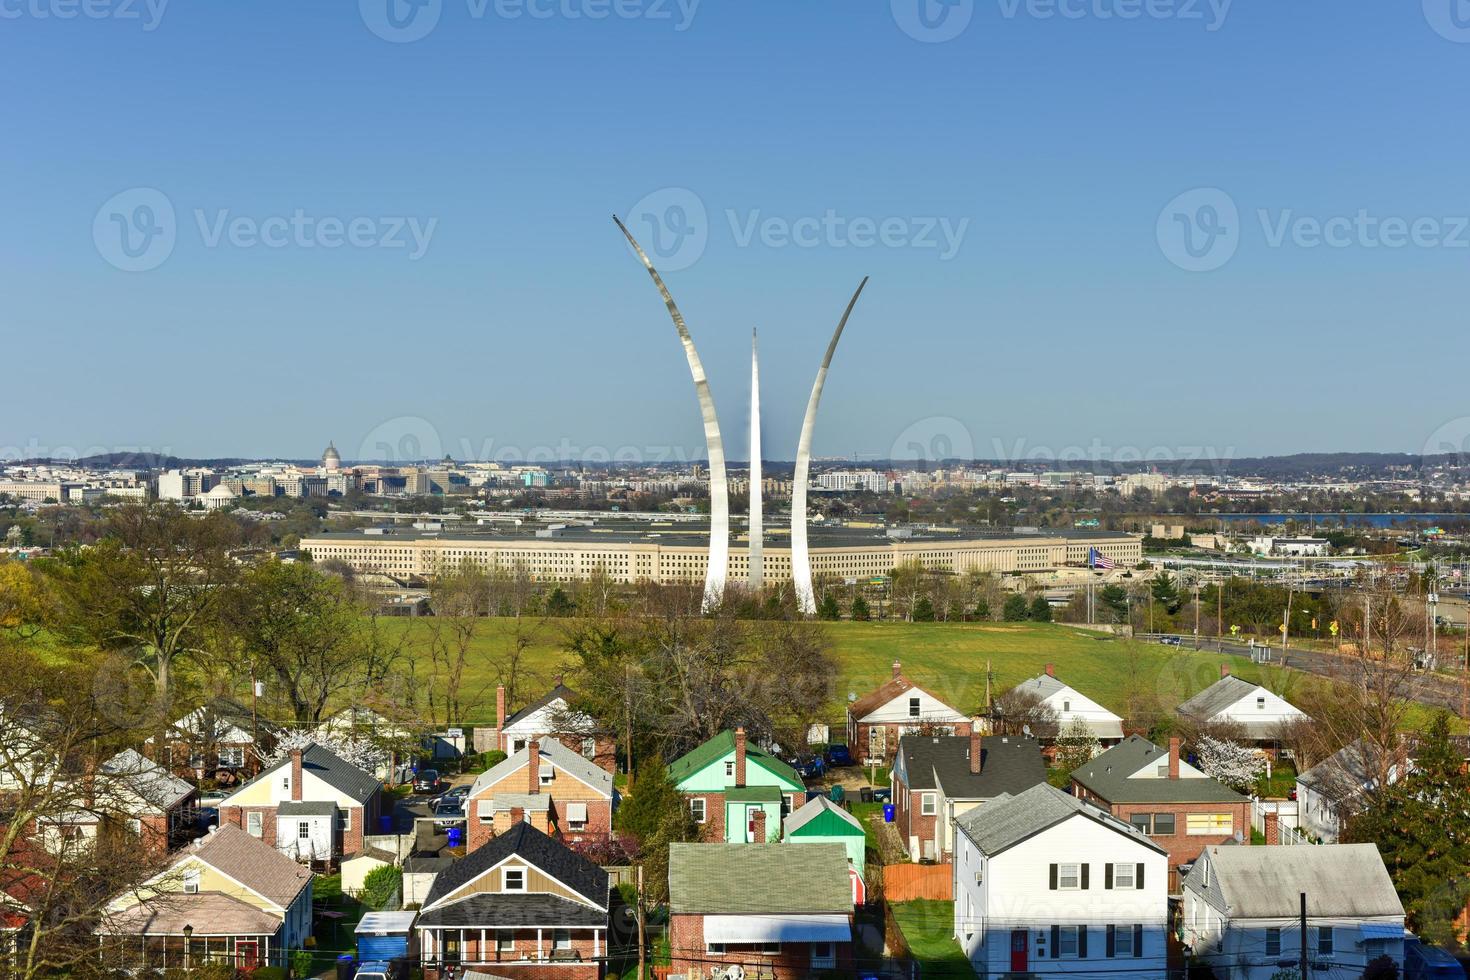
[882,862,953,902]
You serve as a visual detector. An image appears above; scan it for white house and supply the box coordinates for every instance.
[1176,668,1310,747]
[1011,665,1125,746]
[846,661,973,764]
[1296,740,1411,843]
[953,782,1169,979]
[1183,844,1405,980]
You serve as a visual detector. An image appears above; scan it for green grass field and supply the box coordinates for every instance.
[379,618,1265,726]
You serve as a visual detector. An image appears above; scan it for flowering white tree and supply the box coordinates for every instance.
[267,728,390,777]
[1195,735,1264,792]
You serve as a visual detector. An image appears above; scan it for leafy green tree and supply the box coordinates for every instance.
[912,595,936,622]
[1029,596,1053,623]
[817,592,841,621]
[1051,717,1099,786]
[850,595,871,621]
[1002,594,1029,622]
[360,864,403,910]
[1344,713,1470,948]
[615,760,689,843]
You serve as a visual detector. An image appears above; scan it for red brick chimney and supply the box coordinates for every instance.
[1265,810,1279,845]
[1220,663,1231,679]
[510,806,524,826]
[495,685,507,749]
[527,739,541,794]
[290,748,303,801]
[752,807,766,843]
[1044,663,1055,677]
[970,727,983,775]
[1168,738,1180,780]
[891,660,903,680]
[734,728,747,788]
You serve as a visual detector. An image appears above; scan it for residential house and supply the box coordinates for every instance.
[314,707,414,782]
[846,660,972,765]
[149,698,278,784]
[952,783,1169,979]
[892,729,1046,862]
[95,748,198,855]
[99,823,314,970]
[670,728,804,844]
[783,796,867,880]
[416,821,611,980]
[1182,843,1405,980]
[1010,664,1125,754]
[217,743,385,863]
[465,737,615,850]
[485,681,617,774]
[1296,739,1410,843]
[668,843,854,980]
[1176,667,1310,752]
[1071,736,1251,891]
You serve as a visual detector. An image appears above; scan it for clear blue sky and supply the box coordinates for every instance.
[5,1,1469,465]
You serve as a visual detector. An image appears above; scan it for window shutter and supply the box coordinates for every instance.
[1051,925,1060,958]
[1078,925,1088,958]
[1106,925,1116,958]
[1136,863,1145,890]
[1104,865,1113,890]
[1081,864,1090,889]
[1133,924,1143,958]
[1049,864,1058,890]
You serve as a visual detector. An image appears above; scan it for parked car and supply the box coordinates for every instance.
[869,787,891,803]
[432,800,465,826]
[1406,937,1466,980]
[793,754,826,779]
[825,744,853,767]
[198,789,230,807]
[413,769,441,794]
[1159,635,1182,646]
[430,785,470,809]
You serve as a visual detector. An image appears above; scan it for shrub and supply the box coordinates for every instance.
[253,968,288,980]
[290,949,314,979]
[360,864,403,911]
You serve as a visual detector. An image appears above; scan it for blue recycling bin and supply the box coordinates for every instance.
[447,826,463,848]
[882,803,895,823]
[379,814,393,833]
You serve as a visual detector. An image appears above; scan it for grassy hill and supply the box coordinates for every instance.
[379,618,1266,727]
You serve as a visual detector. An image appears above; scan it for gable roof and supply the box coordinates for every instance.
[669,843,851,914]
[1014,674,1068,700]
[184,824,313,909]
[668,731,801,788]
[1297,739,1405,797]
[104,891,285,937]
[101,749,195,811]
[895,733,1046,799]
[955,782,1165,857]
[171,697,269,738]
[227,742,381,805]
[421,822,608,911]
[1186,843,1403,919]
[847,669,959,721]
[1070,735,1248,805]
[469,737,613,800]
[783,796,864,838]
[504,683,586,729]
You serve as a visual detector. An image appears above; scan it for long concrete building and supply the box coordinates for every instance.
[301,523,1141,587]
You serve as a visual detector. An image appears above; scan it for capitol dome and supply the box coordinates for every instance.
[322,441,342,472]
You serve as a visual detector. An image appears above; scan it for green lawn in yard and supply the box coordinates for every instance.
[376,618,1264,725]
[890,899,974,978]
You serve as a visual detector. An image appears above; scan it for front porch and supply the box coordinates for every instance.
[420,924,606,969]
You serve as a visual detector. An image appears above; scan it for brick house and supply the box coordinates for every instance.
[892,729,1046,862]
[670,729,804,844]
[465,737,615,851]
[148,698,278,785]
[1070,735,1252,892]
[846,661,972,765]
[217,742,384,864]
[417,821,610,980]
[668,843,855,980]
[95,748,199,856]
[482,681,617,774]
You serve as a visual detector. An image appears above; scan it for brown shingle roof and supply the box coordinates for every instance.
[188,824,312,909]
[847,665,959,721]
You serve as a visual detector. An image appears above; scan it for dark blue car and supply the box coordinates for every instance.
[793,755,825,779]
[825,744,853,767]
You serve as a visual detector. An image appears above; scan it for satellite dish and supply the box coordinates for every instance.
[1022,724,1033,737]
[847,692,857,702]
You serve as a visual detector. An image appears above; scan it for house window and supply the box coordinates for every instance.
[512,739,527,753]
[183,869,200,894]
[690,798,706,823]
[337,810,351,834]
[1058,926,1080,957]
[724,761,735,778]
[1153,813,1175,835]
[1130,813,1153,834]
[1266,928,1282,957]
[480,804,494,824]
[1186,814,1233,836]
[540,766,554,785]
[503,868,526,892]
[920,793,937,816]
[497,936,516,954]
[1317,927,1334,956]
[1058,863,1081,890]
[1063,701,1071,712]
[1112,863,1135,889]
[246,812,263,838]
[581,738,597,760]
[219,747,245,768]
[553,929,571,950]
[909,697,921,718]
[707,942,726,955]
[1257,696,1266,709]
[1113,925,1134,957]
[812,942,835,968]
[298,822,311,840]
[758,943,781,955]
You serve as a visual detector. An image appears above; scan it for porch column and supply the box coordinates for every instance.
[594,928,600,959]
[537,928,543,960]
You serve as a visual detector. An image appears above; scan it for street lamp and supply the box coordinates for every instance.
[183,923,193,972]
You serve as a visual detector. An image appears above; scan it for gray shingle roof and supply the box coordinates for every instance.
[955,783,1165,856]
[1185,843,1403,919]
[896,733,1046,799]
[1070,735,1248,805]
[230,742,381,805]
[422,822,608,912]
[277,801,337,816]
[1013,674,1067,700]
[1176,675,1262,722]
[101,748,195,811]
[417,892,609,928]
[470,737,613,800]
[186,824,313,910]
[668,843,851,915]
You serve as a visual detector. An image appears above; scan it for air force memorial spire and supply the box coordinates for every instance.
[613,214,868,615]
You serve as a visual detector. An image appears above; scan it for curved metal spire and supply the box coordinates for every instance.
[749,329,763,591]
[792,277,870,615]
[613,215,729,611]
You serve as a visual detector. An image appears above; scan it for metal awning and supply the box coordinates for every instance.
[704,914,850,944]
[566,801,588,822]
[1358,924,1405,940]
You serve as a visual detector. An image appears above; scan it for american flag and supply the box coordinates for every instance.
[1089,547,1117,569]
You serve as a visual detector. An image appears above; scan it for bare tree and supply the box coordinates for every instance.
[991,686,1059,739]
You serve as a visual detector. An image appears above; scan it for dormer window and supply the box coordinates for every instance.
[504,867,526,892]
[909,697,921,718]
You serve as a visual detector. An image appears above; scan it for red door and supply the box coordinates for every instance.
[237,941,259,970]
[1010,930,1028,972]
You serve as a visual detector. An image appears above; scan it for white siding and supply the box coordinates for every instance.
[859,688,967,725]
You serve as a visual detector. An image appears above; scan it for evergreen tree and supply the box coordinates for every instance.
[615,761,690,843]
[912,595,936,622]
[1003,594,1029,622]
[817,592,841,621]
[1150,571,1182,614]
[1099,584,1129,623]
[850,595,871,621]
[1029,595,1053,622]
[545,586,576,617]
[973,598,991,621]
[1344,713,1470,948]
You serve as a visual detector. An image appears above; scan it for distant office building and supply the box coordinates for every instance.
[0,481,72,503]
[1248,536,1330,557]
[157,469,217,501]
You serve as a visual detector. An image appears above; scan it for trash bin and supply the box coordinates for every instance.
[336,954,355,980]
[859,787,874,803]
[447,826,463,848]
[829,785,845,804]
[882,803,895,823]
[379,814,393,833]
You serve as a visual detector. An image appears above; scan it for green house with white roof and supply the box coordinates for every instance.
[783,796,867,878]
[669,727,804,843]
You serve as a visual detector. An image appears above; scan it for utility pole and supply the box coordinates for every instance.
[637,864,647,980]
[1300,892,1309,980]
[1194,582,1201,650]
